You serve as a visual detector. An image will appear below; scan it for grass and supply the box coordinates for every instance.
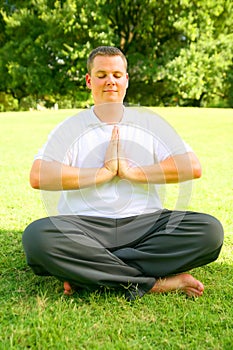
[0,107,232,349]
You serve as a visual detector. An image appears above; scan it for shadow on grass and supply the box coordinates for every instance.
[0,229,126,305]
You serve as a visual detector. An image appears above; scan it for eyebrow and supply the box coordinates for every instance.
[95,70,124,74]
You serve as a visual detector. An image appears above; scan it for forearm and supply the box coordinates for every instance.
[30,160,116,191]
[119,153,202,184]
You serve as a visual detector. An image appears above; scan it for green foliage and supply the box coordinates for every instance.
[0,0,232,109]
[0,92,18,111]
[165,0,233,106]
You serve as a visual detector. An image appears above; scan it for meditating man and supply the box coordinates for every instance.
[23,46,224,300]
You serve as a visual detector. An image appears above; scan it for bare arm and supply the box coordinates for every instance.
[30,126,119,191]
[30,160,117,190]
[118,151,202,184]
[30,125,201,190]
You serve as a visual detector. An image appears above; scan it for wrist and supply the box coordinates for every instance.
[120,166,147,183]
[101,166,117,180]
[118,165,135,180]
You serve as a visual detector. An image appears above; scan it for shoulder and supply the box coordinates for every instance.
[62,109,93,127]
[124,106,173,135]
[51,109,95,135]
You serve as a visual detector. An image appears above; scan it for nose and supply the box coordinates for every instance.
[106,74,115,85]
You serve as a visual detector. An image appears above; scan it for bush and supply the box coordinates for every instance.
[19,96,37,110]
[0,92,18,111]
[57,91,93,109]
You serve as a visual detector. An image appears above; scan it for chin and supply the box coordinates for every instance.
[106,97,123,103]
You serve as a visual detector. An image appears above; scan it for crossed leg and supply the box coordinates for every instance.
[23,211,223,300]
[63,273,204,297]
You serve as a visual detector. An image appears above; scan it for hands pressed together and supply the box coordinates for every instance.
[104,126,141,182]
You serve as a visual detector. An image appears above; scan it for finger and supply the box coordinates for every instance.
[111,126,119,140]
[118,141,125,158]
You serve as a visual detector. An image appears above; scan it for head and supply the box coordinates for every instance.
[87,46,128,74]
[86,46,129,105]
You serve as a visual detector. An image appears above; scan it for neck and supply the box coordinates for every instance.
[94,103,124,123]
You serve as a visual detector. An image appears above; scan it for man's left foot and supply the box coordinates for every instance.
[149,273,204,297]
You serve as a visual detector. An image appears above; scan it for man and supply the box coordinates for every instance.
[23,46,224,300]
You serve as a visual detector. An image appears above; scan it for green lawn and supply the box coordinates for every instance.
[0,107,232,349]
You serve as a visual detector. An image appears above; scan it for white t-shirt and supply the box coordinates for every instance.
[36,107,192,218]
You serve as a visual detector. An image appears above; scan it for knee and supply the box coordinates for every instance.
[201,214,224,250]
[22,218,52,256]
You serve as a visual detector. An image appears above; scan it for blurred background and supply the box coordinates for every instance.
[0,0,232,111]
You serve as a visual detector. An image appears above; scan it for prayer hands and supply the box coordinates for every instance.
[104,126,119,176]
[104,126,133,180]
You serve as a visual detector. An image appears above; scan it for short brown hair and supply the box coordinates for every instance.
[87,46,127,74]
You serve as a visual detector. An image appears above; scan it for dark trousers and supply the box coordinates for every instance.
[22,210,224,297]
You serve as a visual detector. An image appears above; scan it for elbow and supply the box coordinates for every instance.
[193,162,202,179]
[30,170,40,189]
[193,166,202,179]
[29,160,42,189]
[189,152,202,179]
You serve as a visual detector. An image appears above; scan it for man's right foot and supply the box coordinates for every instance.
[63,281,73,295]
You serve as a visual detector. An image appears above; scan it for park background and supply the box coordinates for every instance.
[0,1,233,349]
[0,0,232,111]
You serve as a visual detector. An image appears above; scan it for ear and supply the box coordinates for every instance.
[86,73,92,89]
[126,73,129,89]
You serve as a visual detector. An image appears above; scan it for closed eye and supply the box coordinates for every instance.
[97,74,106,78]
[96,72,124,79]
[114,73,123,78]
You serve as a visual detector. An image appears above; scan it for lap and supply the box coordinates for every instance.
[23,209,223,251]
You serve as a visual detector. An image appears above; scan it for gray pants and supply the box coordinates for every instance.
[22,210,224,298]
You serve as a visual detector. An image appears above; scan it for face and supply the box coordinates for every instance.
[86,55,129,105]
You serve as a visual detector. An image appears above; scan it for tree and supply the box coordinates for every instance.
[0,0,114,106]
[100,0,187,104]
[164,0,233,106]
[0,0,232,109]
[94,0,233,106]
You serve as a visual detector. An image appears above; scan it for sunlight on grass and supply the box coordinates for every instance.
[0,107,232,349]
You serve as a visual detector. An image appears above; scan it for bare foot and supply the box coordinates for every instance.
[149,273,204,297]
[63,281,73,295]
